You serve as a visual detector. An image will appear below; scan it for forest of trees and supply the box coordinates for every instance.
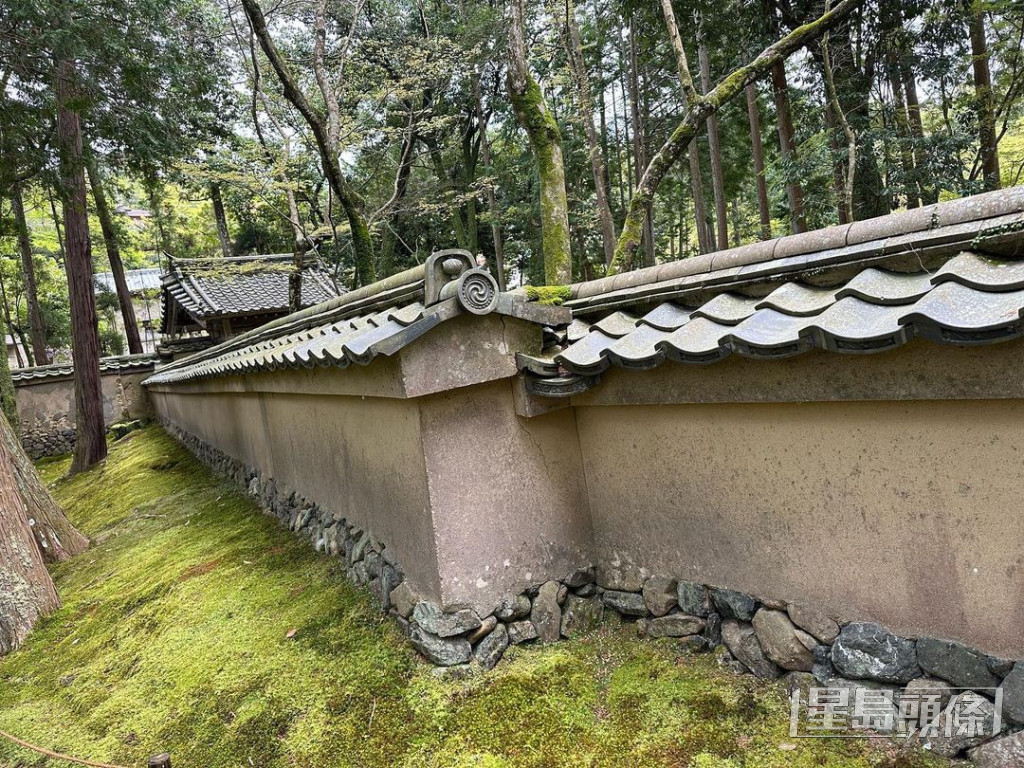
[0,0,1022,468]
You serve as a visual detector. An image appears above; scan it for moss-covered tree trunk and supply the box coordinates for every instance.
[507,0,571,286]
[969,1,1001,191]
[0,411,62,656]
[610,0,862,273]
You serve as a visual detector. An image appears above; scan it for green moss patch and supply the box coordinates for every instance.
[0,428,949,767]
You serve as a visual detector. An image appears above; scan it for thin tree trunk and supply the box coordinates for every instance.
[241,0,376,287]
[565,0,617,266]
[56,58,107,474]
[610,0,860,272]
[745,85,773,239]
[287,186,305,312]
[825,105,850,224]
[507,0,572,285]
[886,61,919,208]
[627,15,655,267]
[0,411,61,656]
[902,61,936,204]
[969,2,1001,190]
[86,156,143,355]
[0,273,24,369]
[821,25,857,222]
[771,60,807,233]
[698,21,729,250]
[473,73,507,291]
[210,183,233,258]
[46,188,65,268]
[11,182,48,364]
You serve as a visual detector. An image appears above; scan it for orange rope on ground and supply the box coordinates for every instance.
[0,729,132,768]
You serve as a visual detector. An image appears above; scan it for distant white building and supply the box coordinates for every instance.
[93,268,164,353]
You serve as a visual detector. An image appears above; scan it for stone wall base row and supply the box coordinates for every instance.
[160,420,1024,761]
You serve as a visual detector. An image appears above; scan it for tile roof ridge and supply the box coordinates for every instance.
[567,187,1024,307]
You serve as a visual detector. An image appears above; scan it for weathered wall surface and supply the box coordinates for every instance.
[419,379,592,613]
[575,398,1024,659]
[16,371,152,458]
[149,384,442,602]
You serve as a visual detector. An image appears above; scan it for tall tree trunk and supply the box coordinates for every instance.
[901,61,936,205]
[210,183,233,258]
[658,0,712,253]
[147,180,172,260]
[86,157,143,355]
[507,0,572,285]
[0,272,24,369]
[610,0,861,272]
[698,21,729,250]
[11,182,48,364]
[745,85,773,239]
[241,0,376,287]
[627,15,655,268]
[56,58,107,474]
[46,189,66,268]
[287,186,305,312]
[0,412,61,656]
[821,28,856,222]
[565,0,617,266]
[473,73,507,291]
[969,2,1001,190]
[771,60,807,233]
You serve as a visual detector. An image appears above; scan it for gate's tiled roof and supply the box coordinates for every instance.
[160,254,341,333]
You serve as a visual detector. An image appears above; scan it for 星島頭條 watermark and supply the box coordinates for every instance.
[789,684,1002,739]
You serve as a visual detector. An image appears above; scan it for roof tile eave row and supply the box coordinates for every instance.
[548,252,1024,380]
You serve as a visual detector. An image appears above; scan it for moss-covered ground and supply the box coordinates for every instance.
[0,427,949,767]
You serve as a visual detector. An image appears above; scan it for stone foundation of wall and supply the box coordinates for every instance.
[162,419,1024,760]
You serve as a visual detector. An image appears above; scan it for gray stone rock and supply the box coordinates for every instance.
[1002,662,1024,724]
[350,531,370,564]
[473,624,509,670]
[903,676,954,707]
[467,615,498,644]
[370,564,398,611]
[389,582,418,619]
[364,550,381,579]
[676,581,711,617]
[597,562,646,592]
[573,583,598,598]
[812,644,836,684]
[785,671,817,702]
[787,603,840,645]
[349,561,369,587]
[556,584,568,605]
[710,588,758,622]
[560,594,604,638]
[530,581,562,644]
[916,691,999,757]
[564,566,595,588]
[831,622,920,684]
[602,590,647,617]
[703,611,722,646]
[988,656,1014,677]
[642,577,677,617]
[647,613,705,639]
[916,637,1000,689]
[409,624,472,666]
[751,609,817,672]
[412,601,481,638]
[721,619,782,679]
[969,729,1024,767]
[506,619,538,645]
[494,594,531,621]
[678,635,712,654]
